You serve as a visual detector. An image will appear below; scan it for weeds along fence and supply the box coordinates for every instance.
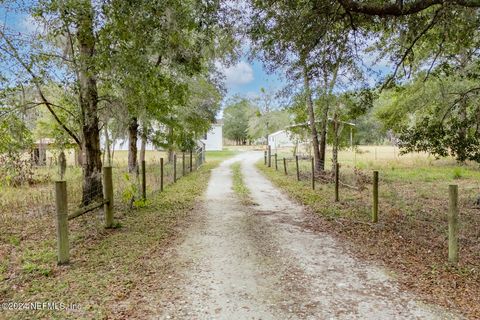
[264,151,480,267]
[54,148,205,264]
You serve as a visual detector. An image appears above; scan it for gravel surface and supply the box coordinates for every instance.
[154,151,463,320]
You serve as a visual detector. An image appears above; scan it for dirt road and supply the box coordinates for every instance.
[155,152,461,319]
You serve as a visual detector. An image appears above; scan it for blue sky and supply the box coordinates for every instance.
[218,59,285,101]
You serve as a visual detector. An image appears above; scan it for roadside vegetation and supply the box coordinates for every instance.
[257,147,480,319]
[230,162,254,205]
[0,155,228,320]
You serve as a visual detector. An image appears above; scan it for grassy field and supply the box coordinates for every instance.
[258,145,480,318]
[0,150,235,319]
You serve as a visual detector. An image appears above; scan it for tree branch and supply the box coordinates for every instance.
[382,8,442,89]
[0,30,82,146]
[337,0,480,16]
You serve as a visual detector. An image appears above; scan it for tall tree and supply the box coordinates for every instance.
[0,0,234,204]
[375,57,480,162]
[247,0,364,170]
[76,0,103,203]
[223,98,255,145]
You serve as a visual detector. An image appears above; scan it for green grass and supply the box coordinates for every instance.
[205,149,238,161]
[231,162,253,205]
[378,165,480,183]
[1,160,221,319]
[257,162,350,219]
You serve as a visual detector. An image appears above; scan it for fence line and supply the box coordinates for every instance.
[54,148,205,264]
[263,153,463,266]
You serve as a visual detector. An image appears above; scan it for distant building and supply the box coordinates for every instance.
[201,121,223,151]
[109,138,156,151]
[268,119,357,151]
[268,130,295,149]
[101,120,223,152]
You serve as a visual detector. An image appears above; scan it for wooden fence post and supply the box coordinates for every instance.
[311,157,315,190]
[283,158,287,175]
[190,150,193,172]
[55,181,69,264]
[141,160,146,200]
[264,151,267,165]
[335,163,339,202]
[160,158,164,192]
[182,152,186,176]
[275,153,278,170]
[174,154,177,182]
[296,155,300,181]
[268,145,271,167]
[372,171,379,222]
[103,166,114,228]
[448,185,459,265]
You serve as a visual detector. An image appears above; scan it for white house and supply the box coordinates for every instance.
[109,138,156,151]
[268,119,357,151]
[268,130,295,149]
[100,120,223,152]
[201,122,223,151]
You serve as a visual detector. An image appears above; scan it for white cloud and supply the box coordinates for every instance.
[20,15,40,34]
[245,91,260,100]
[218,61,254,86]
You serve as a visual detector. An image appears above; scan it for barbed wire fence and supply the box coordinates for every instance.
[264,147,479,266]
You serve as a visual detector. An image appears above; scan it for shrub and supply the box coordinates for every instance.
[452,167,463,179]
[0,152,34,187]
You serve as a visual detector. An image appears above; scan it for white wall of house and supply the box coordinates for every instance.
[100,122,223,152]
[102,136,157,151]
[268,130,295,150]
[201,124,223,151]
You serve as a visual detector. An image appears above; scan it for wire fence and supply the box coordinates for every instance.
[0,149,207,216]
[264,148,480,266]
[0,147,206,265]
[55,148,206,263]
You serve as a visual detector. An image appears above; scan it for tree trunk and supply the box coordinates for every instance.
[104,124,111,166]
[303,63,322,172]
[140,128,147,163]
[332,111,339,172]
[77,0,103,205]
[74,145,84,167]
[128,117,139,174]
[58,150,67,180]
[265,120,269,146]
[318,54,341,172]
[319,103,329,171]
[167,125,174,163]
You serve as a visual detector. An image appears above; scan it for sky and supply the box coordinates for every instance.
[217,53,393,110]
[217,59,285,102]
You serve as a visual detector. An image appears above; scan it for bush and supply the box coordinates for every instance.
[0,152,34,187]
[452,167,464,179]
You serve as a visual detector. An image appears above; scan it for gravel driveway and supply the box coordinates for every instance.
[155,151,462,320]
